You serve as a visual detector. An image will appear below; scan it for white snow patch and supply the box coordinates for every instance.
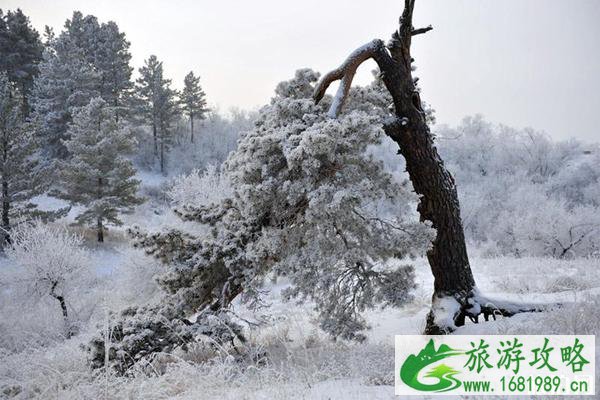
[30,194,69,211]
[430,295,461,331]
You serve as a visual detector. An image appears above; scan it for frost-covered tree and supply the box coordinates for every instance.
[29,36,100,159]
[135,55,179,172]
[0,8,43,115]
[63,12,133,121]
[56,98,142,242]
[96,21,133,121]
[89,69,433,372]
[181,71,208,143]
[62,11,99,57]
[0,74,63,247]
[30,12,132,158]
[4,221,92,337]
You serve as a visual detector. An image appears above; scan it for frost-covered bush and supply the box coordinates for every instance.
[167,164,232,208]
[504,195,599,258]
[170,109,256,174]
[434,115,600,257]
[90,69,433,372]
[0,221,93,348]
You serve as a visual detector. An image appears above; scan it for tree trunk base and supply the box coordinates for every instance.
[424,289,553,334]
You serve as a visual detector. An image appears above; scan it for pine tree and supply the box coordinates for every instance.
[181,71,208,143]
[0,9,44,116]
[135,55,179,173]
[0,73,62,247]
[62,11,99,55]
[0,11,6,57]
[56,97,143,242]
[42,26,55,46]
[63,12,133,121]
[89,70,434,370]
[96,21,133,122]
[29,12,132,153]
[29,35,100,159]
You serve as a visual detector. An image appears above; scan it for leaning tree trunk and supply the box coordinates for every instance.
[50,281,74,338]
[315,0,543,333]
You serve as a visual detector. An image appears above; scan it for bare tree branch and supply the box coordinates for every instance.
[412,25,433,36]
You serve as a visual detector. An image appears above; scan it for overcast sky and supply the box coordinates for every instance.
[3,0,600,141]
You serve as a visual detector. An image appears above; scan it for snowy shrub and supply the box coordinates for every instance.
[167,165,232,208]
[166,109,256,175]
[510,200,599,258]
[0,221,94,348]
[108,249,164,309]
[0,337,94,399]
[435,115,600,257]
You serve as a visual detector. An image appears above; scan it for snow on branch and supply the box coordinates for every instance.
[313,39,388,118]
[313,0,428,119]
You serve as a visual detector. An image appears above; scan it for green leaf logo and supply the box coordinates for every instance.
[400,339,464,392]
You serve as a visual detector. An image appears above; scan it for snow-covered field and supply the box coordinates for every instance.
[1,247,598,400]
[2,132,599,399]
[2,168,600,400]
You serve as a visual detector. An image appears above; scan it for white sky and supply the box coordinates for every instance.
[2,0,599,141]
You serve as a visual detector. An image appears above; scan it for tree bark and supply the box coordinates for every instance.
[1,132,10,248]
[114,96,120,123]
[153,121,158,156]
[190,114,195,143]
[160,139,165,173]
[375,14,475,333]
[21,82,30,118]
[1,177,10,247]
[97,217,104,242]
[50,281,73,338]
[97,177,105,243]
[315,0,544,333]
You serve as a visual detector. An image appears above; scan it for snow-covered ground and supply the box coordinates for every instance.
[1,247,598,400]
[2,172,599,399]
